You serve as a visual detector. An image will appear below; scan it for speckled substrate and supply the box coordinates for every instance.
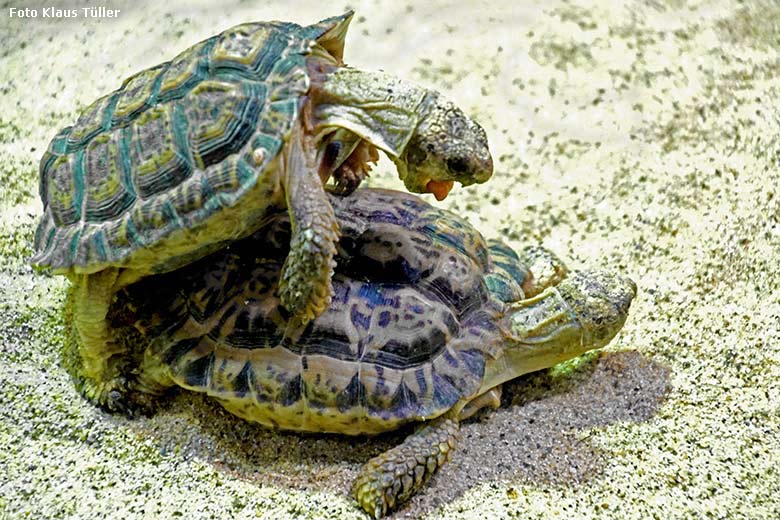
[1,0,779,518]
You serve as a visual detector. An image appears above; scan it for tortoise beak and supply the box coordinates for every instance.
[426,180,454,201]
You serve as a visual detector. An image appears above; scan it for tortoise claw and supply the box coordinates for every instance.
[78,375,157,418]
[331,139,378,195]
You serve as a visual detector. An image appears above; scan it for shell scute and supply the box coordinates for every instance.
[484,239,526,303]
[183,351,214,388]
[66,94,116,151]
[47,126,72,155]
[83,132,136,222]
[336,374,366,413]
[268,54,309,101]
[47,154,81,227]
[184,80,264,170]
[129,105,192,199]
[39,127,72,206]
[157,37,217,102]
[84,228,110,264]
[231,362,253,398]
[258,98,300,138]
[203,156,256,207]
[127,198,175,245]
[242,131,283,171]
[112,63,168,123]
[210,22,298,78]
[160,174,206,223]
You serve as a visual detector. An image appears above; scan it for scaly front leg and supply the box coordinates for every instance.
[278,124,340,325]
[352,414,460,518]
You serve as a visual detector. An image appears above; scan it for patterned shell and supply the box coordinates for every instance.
[120,189,530,434]
[32,12,352,274]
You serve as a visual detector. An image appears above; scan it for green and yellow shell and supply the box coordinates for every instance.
[32,13,352,275]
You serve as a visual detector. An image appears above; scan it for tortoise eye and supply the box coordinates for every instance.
[447,156,469,174]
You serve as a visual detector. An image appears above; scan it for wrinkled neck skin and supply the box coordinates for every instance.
[309,65,434,162]
[479,286,586,395]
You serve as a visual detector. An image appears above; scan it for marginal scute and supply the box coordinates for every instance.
[48,126,73,155]
[84,227,110,264]
[278,374,303,407]
[232,362,254,398]
[127,197,174,244]
[183,352,214,388]
[221,156,255,197]
[161,337,203,367]
[484,238,526,302]
[163,173,206,219]
[336,373,366,412]
[244,132,283,170]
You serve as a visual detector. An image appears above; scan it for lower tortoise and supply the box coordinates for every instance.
[64,189,635,517]
[33,11,492,413]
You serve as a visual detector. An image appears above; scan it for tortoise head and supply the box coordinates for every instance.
[484,270,636,389]
[396,93,493,200]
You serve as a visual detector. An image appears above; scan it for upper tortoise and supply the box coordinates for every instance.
[83,188,636,517]
[31,12,493,411]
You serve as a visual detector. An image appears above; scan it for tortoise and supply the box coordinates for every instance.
[31,11,493,412]
[68,188,637,517]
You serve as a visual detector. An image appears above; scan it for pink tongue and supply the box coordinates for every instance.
[426,180,454,201]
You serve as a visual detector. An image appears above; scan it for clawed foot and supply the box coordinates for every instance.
[352,418,459,518]
[78,375,157,418]
[332,140,379,195]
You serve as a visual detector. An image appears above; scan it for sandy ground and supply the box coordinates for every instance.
[1,0,779,518]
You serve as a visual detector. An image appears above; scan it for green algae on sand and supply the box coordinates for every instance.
[1,1,779,518]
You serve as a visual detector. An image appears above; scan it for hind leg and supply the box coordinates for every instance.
[66,268,153,415]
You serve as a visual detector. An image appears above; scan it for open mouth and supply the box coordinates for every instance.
[425,179,455,201]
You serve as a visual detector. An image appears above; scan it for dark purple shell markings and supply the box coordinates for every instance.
[119,189,528,433]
